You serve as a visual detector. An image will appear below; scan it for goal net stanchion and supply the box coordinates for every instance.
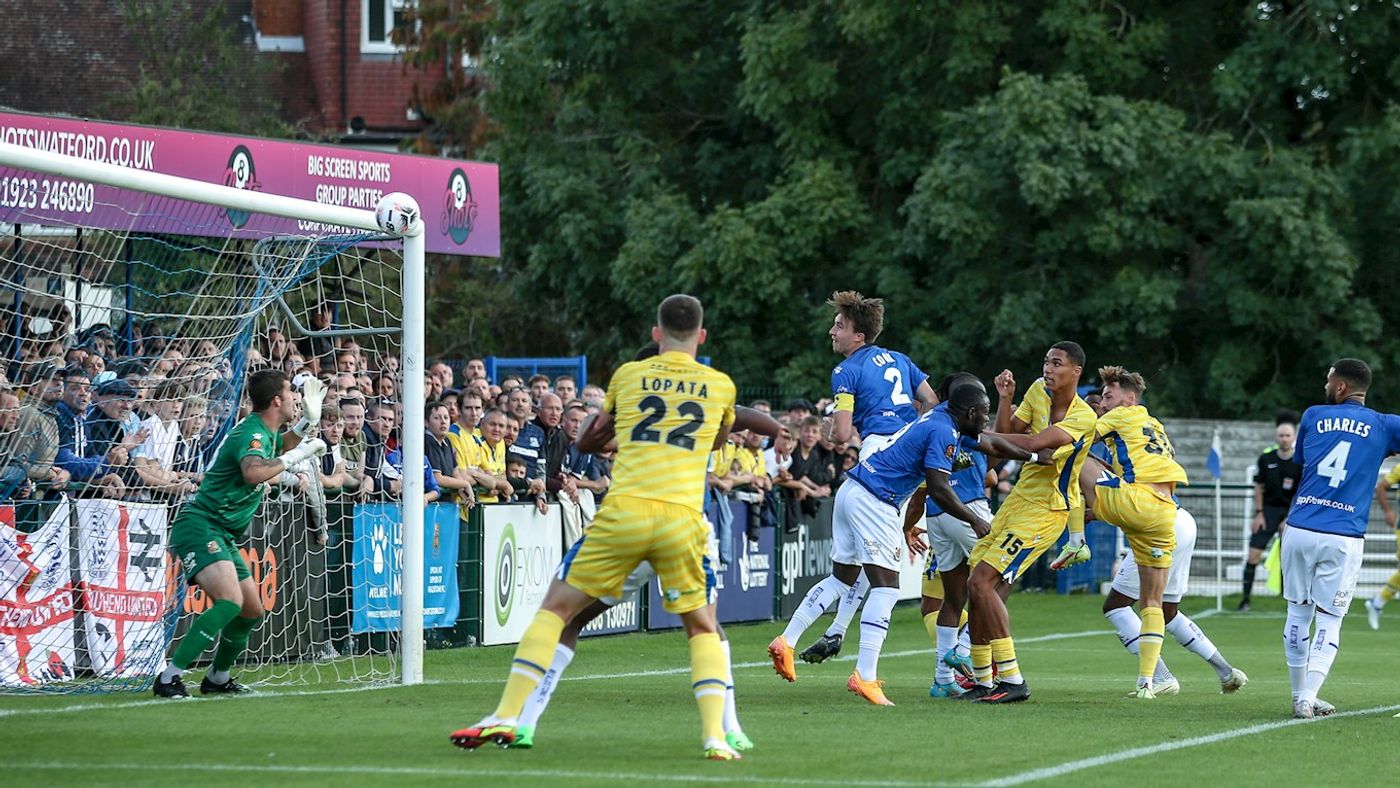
[0,140,425,690]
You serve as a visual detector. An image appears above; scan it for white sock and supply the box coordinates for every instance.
[956,622,971,658]
[935,625,958,684]
[720,639,741,734]
[1373,595,1386,609]
[1165,613,1232,681]
[159,663,181,683]
[855,587,899,680]
[1104,607,1173,682]
[1284,602,1314,702]
[206,669,231,685]
[518,643,574,728]
[1300,609,1343,704]
[782,575,850,648]
[826,572,870,638]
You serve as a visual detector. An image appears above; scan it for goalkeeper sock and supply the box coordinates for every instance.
[210,613,261,678]
[1137,607,1165,687]
[719,639,742,734]
[518,643,574,729]
[689,632,728,743]
[494,610,566,721]
[167,598,241,676]
[1165,613,1233,681]
[782,575,849,648]
[825,572,869,638]
[989,637,1023,685]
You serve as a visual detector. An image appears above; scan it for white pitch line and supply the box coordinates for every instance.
[0,628,1112,719]
[6,760,952,787]
[977,703,1400,786]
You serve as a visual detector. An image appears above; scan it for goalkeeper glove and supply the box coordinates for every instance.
[291,376,328,437]
[1049,534,1091,571]
[277,438,327,469]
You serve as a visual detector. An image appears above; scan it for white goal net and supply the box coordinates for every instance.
[0,140,427,693]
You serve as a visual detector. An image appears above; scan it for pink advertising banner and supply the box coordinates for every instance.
[0,111,499,258]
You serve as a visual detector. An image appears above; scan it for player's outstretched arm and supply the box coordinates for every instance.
[735,405,783,438]
[985,425,1074,454]
[975,433,1033,461]
[925,469,990,538]
[240,438,327,485]
[914,379,938,413]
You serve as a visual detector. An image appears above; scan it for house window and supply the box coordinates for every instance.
[362,0,413,55]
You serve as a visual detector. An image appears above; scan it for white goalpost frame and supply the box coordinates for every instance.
[0,140,427,687]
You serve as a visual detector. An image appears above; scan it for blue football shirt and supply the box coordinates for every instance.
[1288,402,1400,538]
[831,344,927,438]
[926,435,988,516]
[847,406,959,510]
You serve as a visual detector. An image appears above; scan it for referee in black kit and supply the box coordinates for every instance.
[1239,410,1302,611]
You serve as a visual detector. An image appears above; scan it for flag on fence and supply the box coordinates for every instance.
[1206,430,1223,480]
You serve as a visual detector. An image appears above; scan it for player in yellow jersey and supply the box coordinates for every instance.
[964,341,1097,703]
[1364,463,1400,629]
[450,295,742,761]
[1069,365,1186,698]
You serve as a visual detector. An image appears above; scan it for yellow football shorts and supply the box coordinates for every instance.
[922,550,945,599]
[1094,477,1176,569]
[557,494,710,614]
[968,491,1066,583]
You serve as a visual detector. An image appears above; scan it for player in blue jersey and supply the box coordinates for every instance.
[799,291,936,663]
[769,384,1031,704]
[1282,359,1400,719]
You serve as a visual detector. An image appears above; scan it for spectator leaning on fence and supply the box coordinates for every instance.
[362,399,399,497]
[52,366,124,498]
[787,414,836,515]
[315,403,355,495]
[472,408,515,503]
[426,400,475,506]
[561,402,609,497]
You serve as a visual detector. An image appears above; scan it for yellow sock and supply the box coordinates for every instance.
[1067,503,1086,538]
[1381,570,1400,603]
[989,636,1022,683]
[923,612,939,648]
[1138,606,1165,684]
[958,609,969,629]
[493,609,565,720]
[689,632,727,743]
[971,643,994,686]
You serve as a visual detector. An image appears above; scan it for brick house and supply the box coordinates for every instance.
[0,0,439,146]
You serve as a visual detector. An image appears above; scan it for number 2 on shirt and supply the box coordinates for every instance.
[1317,441,1350,488]
[884,367,911,406]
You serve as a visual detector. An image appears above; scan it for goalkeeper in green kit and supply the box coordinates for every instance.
[154,369,328,698]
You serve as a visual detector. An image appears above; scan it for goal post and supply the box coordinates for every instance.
[0,139,426,688]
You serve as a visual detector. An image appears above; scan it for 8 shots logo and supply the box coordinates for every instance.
[222,145,261,228]
[441,168,478,245]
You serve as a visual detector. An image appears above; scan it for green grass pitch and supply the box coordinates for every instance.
[4,594,1398,786]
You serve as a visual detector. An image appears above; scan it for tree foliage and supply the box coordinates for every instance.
[108,0,291,137]
[411,0,1400,417]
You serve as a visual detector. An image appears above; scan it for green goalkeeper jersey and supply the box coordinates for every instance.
[175,413,283,536]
